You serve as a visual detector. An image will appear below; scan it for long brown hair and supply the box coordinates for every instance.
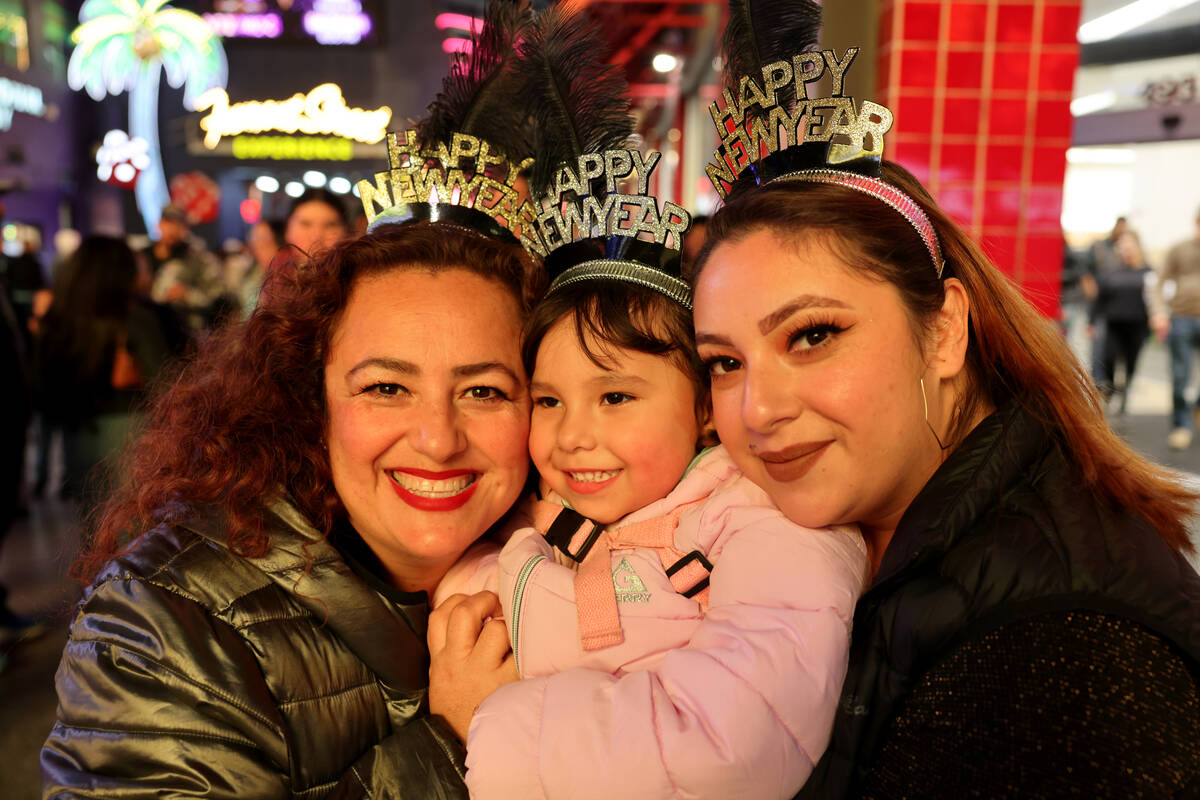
[696,160,1196,552]
[74,223,544,584]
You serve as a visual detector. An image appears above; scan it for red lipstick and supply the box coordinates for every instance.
[388,469,479,511]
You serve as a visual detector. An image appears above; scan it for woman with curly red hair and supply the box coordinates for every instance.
[41,222,544,798]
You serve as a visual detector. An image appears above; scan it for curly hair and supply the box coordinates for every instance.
[75,222,545,584]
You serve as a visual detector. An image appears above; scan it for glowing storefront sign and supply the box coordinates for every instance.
[231,135,354,160]
[203,12,283,39]
[194,82,391,149]
[0,9,28,71]
[0,76,44,130]
[303,0,372,45]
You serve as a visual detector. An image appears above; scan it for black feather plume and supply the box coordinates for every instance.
[512,5,635,199]
[722,0,823,111]
[417,0,530,160]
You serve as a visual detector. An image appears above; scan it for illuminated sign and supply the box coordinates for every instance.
[0,9,28,71]
[231,135,354,160]
[0,76,44,130]
[194,83,391,148]
[96,129,151,187]
[203,12,283,38]
[303,0,371,45]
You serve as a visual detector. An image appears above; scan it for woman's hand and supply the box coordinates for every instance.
[428,591,518,742]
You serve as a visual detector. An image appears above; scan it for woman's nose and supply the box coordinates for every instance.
[741,362,800,434]
[411,399,468,463]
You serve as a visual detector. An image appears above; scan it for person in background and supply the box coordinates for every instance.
[0,267,42,669]
[1152,205,1200,450]
[1059,234,1090,364]
[27,228,81,498]
[1089,232,1153,414]
[2,225,45,352]
[146,204,224,334]
[284,188,350,263]
[1082,216,1132,391]
[229,218,285,317]
[34,236,173,513]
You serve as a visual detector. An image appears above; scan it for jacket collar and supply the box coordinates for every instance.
[179,500,432,691]
[873,401,1046,588]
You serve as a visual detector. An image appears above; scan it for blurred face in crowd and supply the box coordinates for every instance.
[248,220,281,269]
[324,267,531,593]
[157,218,188,248]
[287,200,348,258]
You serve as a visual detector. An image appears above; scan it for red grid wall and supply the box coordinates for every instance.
[876,0,1082,317]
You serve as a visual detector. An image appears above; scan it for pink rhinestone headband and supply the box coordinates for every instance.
[774,169,945,278]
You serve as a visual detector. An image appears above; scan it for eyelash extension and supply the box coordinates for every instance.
[784,316,848,350]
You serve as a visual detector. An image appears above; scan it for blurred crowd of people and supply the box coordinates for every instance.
[0,189,353,647]
[1062,206,1200,450]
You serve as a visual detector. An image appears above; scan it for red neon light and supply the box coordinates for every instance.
[442,37,473,54]
[435,13,483,33]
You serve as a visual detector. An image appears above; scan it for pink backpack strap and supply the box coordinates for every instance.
[536,500,715,651]
[609,499,712,609]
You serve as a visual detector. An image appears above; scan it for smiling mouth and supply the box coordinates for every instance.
[566,469,621,483]
[388,471,477,498]
[756,440,833,482]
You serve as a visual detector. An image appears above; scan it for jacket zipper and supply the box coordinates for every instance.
[510,554,547,676]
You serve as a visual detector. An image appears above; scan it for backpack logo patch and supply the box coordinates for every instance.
[613,557,651,603]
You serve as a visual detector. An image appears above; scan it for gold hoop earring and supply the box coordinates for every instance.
[920,377,949,451]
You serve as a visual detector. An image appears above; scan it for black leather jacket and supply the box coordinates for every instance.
[800,403,1200,798]
[42,500,469,799]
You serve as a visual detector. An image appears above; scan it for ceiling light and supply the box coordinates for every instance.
[284,181,305,198]
[1066,147,1136,165]
[255,175,280,193]
[652,53,678,73]
[1077,0,1199,43]
[1070,91,1118,116]
[303,170,327,187]
[328,176,351,194]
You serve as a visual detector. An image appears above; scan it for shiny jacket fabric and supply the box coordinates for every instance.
[799,403,1200,798]
[444,446,868,800]
[42,500,469,799]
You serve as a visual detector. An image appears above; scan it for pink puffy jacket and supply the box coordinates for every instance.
[438,446,868,800]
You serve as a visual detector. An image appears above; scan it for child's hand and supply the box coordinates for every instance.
[428,591,518,741]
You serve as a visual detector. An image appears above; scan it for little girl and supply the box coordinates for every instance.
[435,274,868,799]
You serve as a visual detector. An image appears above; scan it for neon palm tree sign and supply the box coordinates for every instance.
[68,0,227,235]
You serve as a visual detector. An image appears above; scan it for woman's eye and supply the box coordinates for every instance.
[363,383,404,397]
[601,392,633,406]
[789,324,843,351]
[466,386,509,401]
[534,396,560,409]
[705,356,742,377]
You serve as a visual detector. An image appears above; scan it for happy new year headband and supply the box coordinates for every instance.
[519,6,693,309]
[356,2,546,255]
[709,0,944,277]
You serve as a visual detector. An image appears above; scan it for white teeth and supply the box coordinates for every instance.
[390,472,476,497]
[567,469,620,483]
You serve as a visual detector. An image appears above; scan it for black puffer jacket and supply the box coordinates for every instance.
[42,500,469,799]
[799,403,1200,798]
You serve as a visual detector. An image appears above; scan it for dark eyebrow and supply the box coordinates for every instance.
[694,332,733,348]
[347,357,418,378]
[346,359,520,385]
[758,295,850,334]
[453,362,522,384]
